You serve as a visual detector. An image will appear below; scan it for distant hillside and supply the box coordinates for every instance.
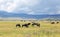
[0,11,60,19]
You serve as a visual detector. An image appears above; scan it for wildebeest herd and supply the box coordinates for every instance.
[16,22,40,28]
[51,21,59,24]
[16,21,59,28]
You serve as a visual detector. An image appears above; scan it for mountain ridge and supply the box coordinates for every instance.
[0,11,60,19]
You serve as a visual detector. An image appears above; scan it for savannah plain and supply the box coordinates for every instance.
[0,20,60,37]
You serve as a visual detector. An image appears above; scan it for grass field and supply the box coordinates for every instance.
[0,21,60,37]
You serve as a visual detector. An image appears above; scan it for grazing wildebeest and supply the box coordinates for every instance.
[56,22,59,24]
[22,23,31,28]
[16,24,21,27]
[32,22,40,27]
[51,22,55,24]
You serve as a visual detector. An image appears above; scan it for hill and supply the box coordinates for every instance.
[0,11,60,19]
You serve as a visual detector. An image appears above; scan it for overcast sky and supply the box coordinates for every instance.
[0,0,60,15]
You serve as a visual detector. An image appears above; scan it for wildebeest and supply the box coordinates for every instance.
[22,23,31,28]
[51,22,55,24]
[56,22,59,24]
[16,24,21,27]
[32,22,40,27]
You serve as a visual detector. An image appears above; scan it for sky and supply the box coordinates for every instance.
[0,0,60,15]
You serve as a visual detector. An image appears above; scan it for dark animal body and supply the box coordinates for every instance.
[56,22,59,24]
[22,23,31,28]
[32,23,40,27]
[51,22,55,24]
[16,24,21,27]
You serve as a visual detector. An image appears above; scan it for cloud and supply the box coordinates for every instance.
[30,0,60,15]
[0,0,39,12]
[0,0,60,15]
[0,0,17,12]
